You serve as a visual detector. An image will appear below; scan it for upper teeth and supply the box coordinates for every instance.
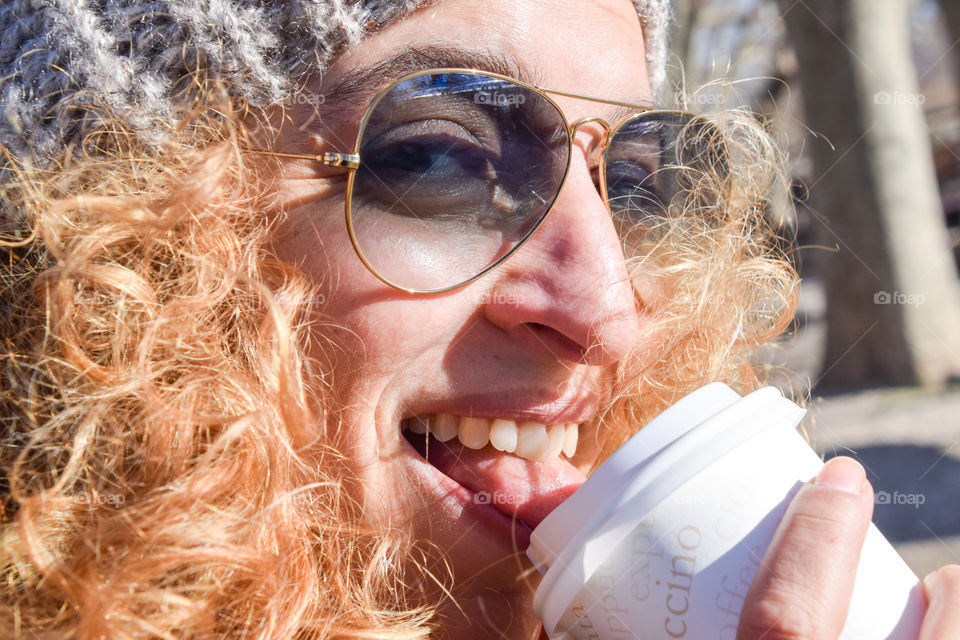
[404,414,579,462]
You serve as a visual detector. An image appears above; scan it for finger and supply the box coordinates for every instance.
[919,565,960,640]
[737,456,874,640]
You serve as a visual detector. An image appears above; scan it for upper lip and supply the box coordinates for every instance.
[399,386,601,426]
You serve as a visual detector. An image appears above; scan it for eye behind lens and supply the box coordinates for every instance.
[606,111,729,228]
[347,69,572,292]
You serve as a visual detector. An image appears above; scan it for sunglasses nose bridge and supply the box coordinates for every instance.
[569,116,612,147]
[568,116,612,168]
[567,116,612,198]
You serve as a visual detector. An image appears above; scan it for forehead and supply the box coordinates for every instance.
[311,0,651,122]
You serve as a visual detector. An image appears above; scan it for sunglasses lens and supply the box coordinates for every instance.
[605,112,727,252]
[347,72,569,292]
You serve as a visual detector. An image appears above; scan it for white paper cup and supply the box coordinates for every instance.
[528,384,926,640]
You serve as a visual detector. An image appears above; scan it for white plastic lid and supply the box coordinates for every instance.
[526,381,741,573]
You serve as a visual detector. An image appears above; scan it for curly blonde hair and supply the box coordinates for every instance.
[0,72,799,638]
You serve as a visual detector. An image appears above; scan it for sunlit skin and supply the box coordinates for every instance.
[257,0,960,637]
[264,1,649,635]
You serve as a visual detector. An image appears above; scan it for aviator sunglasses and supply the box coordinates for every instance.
[253,68,728,294]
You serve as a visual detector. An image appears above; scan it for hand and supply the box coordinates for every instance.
[737,455,960,640]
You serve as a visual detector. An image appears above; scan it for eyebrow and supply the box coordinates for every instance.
[309,43,657,137]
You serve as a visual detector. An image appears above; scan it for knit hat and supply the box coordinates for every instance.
[0,0,671,178]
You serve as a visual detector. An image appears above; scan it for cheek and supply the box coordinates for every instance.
[327,299,465,377]
[272,198,471,372]
[270,194,358,281]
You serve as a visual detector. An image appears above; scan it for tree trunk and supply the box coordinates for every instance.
[938,0,960,59]
[778,0,960,392]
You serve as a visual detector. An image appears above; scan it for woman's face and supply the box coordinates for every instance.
[268,0,655,635]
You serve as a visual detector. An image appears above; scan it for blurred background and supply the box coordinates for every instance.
[668,0,960,577]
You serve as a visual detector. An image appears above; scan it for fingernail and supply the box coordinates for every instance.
[814,457,867,494]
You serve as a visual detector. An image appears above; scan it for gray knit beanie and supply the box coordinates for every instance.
[0,0,671,179]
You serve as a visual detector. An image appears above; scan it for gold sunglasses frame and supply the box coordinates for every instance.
[251,67,711,295]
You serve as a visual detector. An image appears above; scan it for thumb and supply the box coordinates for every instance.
[737,456,874,640]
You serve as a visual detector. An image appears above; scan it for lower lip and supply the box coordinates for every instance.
[399,431,533,551]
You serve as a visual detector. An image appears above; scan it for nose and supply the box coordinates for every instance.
[480,138,643,367]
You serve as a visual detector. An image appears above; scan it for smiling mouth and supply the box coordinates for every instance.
[400,413,588,540]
